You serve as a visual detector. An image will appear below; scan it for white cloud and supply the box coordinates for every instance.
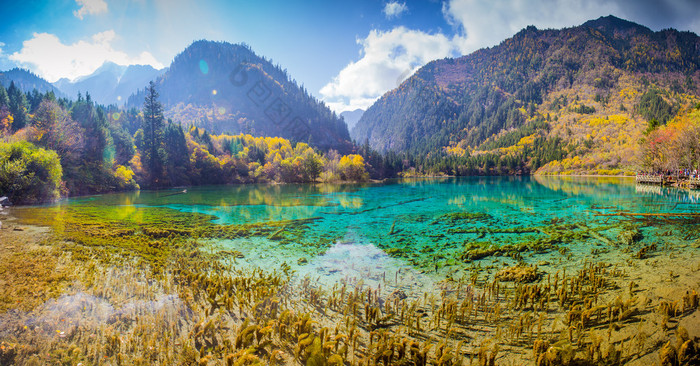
[9,31,164,82]
[442,0,700,56]
[323,0,700,113]
[443,0,619,55]
[383,2,408,19]
[320,27,458,113]
[74,0,108,20]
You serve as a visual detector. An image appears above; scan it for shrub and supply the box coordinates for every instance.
[0,141,62,204]
[114,165,139,190]
[338,154,369,182]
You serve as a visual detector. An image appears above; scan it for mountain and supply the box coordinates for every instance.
[0,68,64,96]
[127,40,352,153]
[352,15,700,174]
[340,109,364,132]
[54,62,163,105]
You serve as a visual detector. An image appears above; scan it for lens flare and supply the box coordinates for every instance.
[218,107,226,115]
[199,59,209,75]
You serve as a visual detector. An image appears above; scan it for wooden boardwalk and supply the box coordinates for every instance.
[635,174,663,184]
[636,174,700,189]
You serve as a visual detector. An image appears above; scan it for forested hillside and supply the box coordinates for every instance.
[128,40,352,153]
[0,68,63,97]
[353,16,700,175]
[0,82,368,204]
[4,16,700,205]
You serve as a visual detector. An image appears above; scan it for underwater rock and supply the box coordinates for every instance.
[496,265,541,283]
[297,257,308,265]
[617,225,642,245]
[388,290,407,300]
[461,245,499,261]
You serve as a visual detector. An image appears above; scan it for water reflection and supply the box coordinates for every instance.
[635,183,700,204]
[0,291,183,340]
[58,183,367,209]
[13,176,700,275]
[533,175,635,197]
[298,241,436,291]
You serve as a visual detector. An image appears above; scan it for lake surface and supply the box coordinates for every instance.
[6,175,700,365]
[14,175,700,285]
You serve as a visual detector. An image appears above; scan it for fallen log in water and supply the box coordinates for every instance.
[448,227,538,234]
[576,223,615,246]
[324,197,428,215]
[595,212,700,217]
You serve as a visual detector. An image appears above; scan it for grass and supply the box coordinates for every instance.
[0,203,699,365]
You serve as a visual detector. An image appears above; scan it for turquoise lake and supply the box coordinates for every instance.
[21,175,700,288]
[6,175,700,366]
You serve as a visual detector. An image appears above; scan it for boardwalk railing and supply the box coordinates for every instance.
[636,174,663,184]
[637,174,700,189]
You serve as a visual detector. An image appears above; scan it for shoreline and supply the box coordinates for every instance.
[4,174,648,207]
[2,180,700,365]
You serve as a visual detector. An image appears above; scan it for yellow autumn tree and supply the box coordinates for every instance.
[338,154,369,181]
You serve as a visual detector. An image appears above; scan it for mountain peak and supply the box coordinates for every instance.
[340,109,365,131]
[53,61,163,104]
[183,40,253,55]
[353,15,700,154]
[582,15,651,34]
[127,39,352,152]
[73,61,125,83]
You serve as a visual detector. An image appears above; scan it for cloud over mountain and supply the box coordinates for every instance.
[9,31,164,83]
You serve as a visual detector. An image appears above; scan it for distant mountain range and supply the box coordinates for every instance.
[340,109,364,132]
[0,68,64,97]
[2,41,352,153]
[127,40,352,152]
[54,62,163,105]
[5,16,696,174]
[352,15,700,173]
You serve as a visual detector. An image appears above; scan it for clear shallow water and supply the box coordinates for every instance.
[6,176,700,366]
[20,175,700,282]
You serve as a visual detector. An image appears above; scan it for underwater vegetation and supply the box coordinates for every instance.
[1,184,700,365]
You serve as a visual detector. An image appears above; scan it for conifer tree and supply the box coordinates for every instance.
[142,81,166,186]
[0,84,9,108]
[7,82,27,131]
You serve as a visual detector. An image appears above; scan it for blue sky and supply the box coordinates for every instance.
[1,0,699,113]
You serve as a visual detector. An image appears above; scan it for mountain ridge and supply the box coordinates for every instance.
[0,68,64,97]
[54,62,164,105]
[352,15,700,174]
[341,109,364,131]
[127,40,352,153]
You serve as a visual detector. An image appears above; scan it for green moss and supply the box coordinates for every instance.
[385,247,409,258]
[431,211,492,225]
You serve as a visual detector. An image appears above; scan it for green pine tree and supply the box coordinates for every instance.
[142,81,166,187]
